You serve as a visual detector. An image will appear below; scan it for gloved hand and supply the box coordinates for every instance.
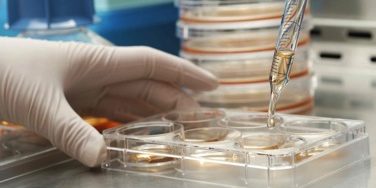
[0,37,218,167]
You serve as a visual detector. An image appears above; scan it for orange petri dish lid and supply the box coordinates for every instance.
[179,2,285,23]
[195,73,315,112]
[181,31,311,54]
[187,49,311,84]
[176,0,311,23]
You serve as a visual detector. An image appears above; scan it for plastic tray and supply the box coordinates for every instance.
[0,123,51,163]
[0,123,69,182]
[194,73,315,113]
[175,0,284,8]
[102,110,370,187]
[0,117,117,182]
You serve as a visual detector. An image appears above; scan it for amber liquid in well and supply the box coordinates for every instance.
[242,137,282,150]
[267,50,295,128]
[128,147,175,164]
[83,117,120,132]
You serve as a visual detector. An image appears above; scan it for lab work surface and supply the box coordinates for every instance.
[2,51,376,188]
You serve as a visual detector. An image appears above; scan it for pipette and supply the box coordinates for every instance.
[267,0,308,128]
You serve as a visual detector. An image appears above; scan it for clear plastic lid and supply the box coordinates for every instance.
[162,109,226,130]
[178,1,285,23]
[180,29,310,54]
[0,123,51,165]
[179,127,242,146]
[175,0,284,7]
[182,45,311,84]
[177,18,313,39]
[195,73,315,113]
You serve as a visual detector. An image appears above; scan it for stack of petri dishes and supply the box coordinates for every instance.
[175,0,314,114]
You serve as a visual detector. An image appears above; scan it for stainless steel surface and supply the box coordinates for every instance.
[1,43,376,187]
[0,148,69,183]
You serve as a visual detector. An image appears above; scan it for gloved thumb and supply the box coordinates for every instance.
[48,94,106,167]
[16,86,106,167]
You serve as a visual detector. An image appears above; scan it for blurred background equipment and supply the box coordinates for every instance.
[311,0,376,120]
[175,0,315,115]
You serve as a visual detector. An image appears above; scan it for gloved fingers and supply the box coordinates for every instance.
[118,46,218,91]
[63,44,218,92]
[51,97,106,167]
[106,80,200,111]
[91,97,161,122]
[22,89,106,167]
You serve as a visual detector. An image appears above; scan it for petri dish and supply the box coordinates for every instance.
[239,131,307,152]
[176,127,243,178]
[117,121,184,140]
[240,131,286,150]
[180,30,310,54]
[182,47,310,84]
[181,127,241,146]
[176,0,284,8]
[117,121,184,173]
[125,144,177,173]
[219,114,305,151]
[281,120,348,161]
[177,1,285,23]
[195,73,315,113]
[176,17,313,40]
[280,120,347,140]
[176,0,311,23]
[162,109,225,130]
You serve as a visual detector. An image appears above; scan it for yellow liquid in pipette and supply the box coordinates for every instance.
[267,50,295,128]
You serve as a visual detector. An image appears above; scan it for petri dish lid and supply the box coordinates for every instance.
[180,31,310,55]
[176,15,313,39]
[162,109,225,124]
[189,55,310,84]
[161,109,226,130]
[175,0,284,8]
[275,99,314,115]
[182,46,311,84]
[280,120,348,138]
[180,41,310,61]
[177,2,285,23]
[181,127,242,147]
[116,121,184,141]
[196,73,315,111]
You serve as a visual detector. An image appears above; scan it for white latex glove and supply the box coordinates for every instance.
[0,37,218,167]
